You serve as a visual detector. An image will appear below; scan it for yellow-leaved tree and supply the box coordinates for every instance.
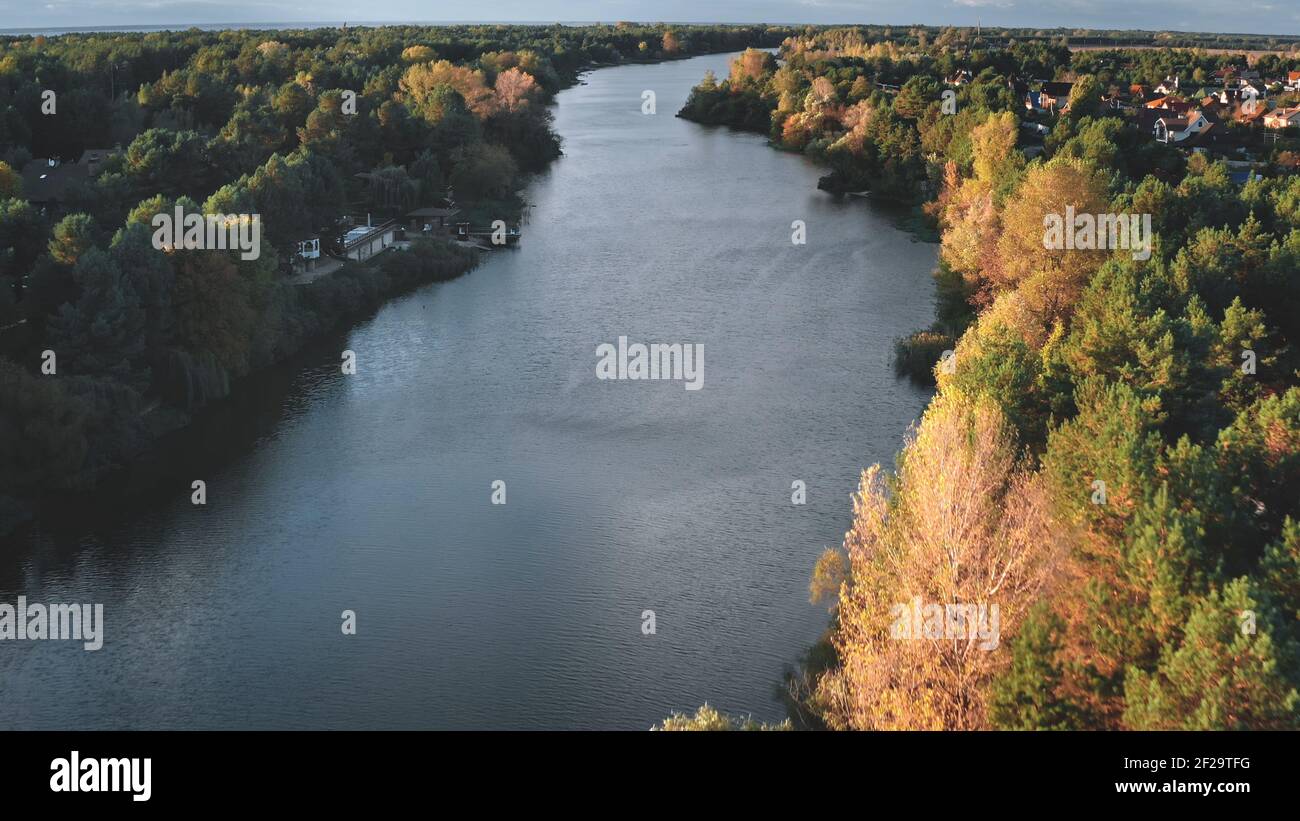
[813,393,1061,729]
[994,158,1112,330]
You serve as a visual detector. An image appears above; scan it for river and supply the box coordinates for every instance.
[0,52,936,729]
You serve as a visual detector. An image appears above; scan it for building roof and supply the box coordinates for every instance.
[1154,98,1194,115]
[1040,81,1074,97]
[1131,108,1164,131]
[19,159,87,204]
[341,220,397,251]
[1236,104,1269,123]
[1181,122,1218,148]
[76,147,119,176]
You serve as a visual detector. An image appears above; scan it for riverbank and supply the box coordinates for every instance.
[675,61,940,240]
[0,237,479,538]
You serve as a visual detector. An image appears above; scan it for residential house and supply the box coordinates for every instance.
[76,147,120,177]
[1154,110,1212,144]
[1264,108,1300,130]
[1102,87,1131,110]
[1217,87,1243,106]
[1214,66,1260,83]
[404,202,461,233]
[341,220,397,262]
[1131,107,1166,135]
[287,235,323,275]
[1028,81,1074,114]
[1146,96,1194,116]
[1238,79,1268,102]
[1235,102,1270,126]
[19,158,87,205]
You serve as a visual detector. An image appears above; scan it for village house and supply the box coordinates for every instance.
[1101,87,1131,110]
[1154,110,1212,144]
[1216,87,1244,106]
[341,219,398,262]
[1235,102,1270,126]
[291,236,321,275]
[1036,80,1074,113]
[19,147,122,207]
[19,158,87,206]
[76,147,120,177]
[1155,76,1181,95]
[1264,108,1300,130]
[1227,79,1269,106]
[1288,71,1300,91]
[404,201,461,234]
[1146,95,1195,115]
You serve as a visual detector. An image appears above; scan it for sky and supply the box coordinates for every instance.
[0,1,1296,37]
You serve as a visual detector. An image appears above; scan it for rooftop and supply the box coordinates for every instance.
[19,159,87,203]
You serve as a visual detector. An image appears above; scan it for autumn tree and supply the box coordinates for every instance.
[401,45,437,63]
[993,158,1112,331]
[400,60,497,119]
[729,48,773,84]
[493,67,540,112]
[814,394,1061,729]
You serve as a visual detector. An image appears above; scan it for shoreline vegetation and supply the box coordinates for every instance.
[678,28,1300,729]
[0,25,796,536]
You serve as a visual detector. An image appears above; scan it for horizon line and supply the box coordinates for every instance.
[2,21,1299,40]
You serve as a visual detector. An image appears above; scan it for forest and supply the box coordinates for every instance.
[670,29,1300,729]
[0,23,793,534]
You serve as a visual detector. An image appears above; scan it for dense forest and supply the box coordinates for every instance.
[674,30,1300,729]
[0,23,794,534]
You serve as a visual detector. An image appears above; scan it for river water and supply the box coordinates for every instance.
[0,52,936,729]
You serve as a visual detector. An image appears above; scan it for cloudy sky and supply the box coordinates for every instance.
[1,1,1296,36]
